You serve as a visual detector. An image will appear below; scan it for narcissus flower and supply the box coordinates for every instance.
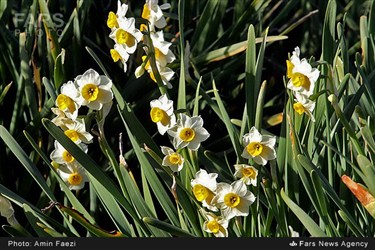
[62,118,93,144]
[293,91,316,122]
[109,17,143,54]
[75,69,113,110]
[233,164,258,186]
[149,31,176,67]
[141,0,171,30]
[191,169,218,212]
[161,146,184,172]
[241,126,277,166]
[212,180,255,220]
[51,108,75,128]
[136,56,175,88]
[286,46,320,97]
[50,140,88,165]
[149,63,175,89]
[202,210,229,237]
[55,81,80,120]
[150,94,176,135]
[106,0,129,29]
[167,114,210,151]
[110,44,130,72]
[58,163,89,191]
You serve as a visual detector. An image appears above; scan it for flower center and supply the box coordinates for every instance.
[169,153,182,165]
[116,29,136,48]
[140,24,148,33]
[193,184,213,202]
[107,11,118,29]
[293,102,306,115]
[62,150,74,163]
[286,60,294,78]
[179,128,195,142]
[224,193,241,208]
[247,142,263,157]
[64,129,80,142]
[291,72,310,90]
[56,94,76,114]
[150,107,169,125]
[81,84,99,102]
[141,4,151,20]
[206,220,220,234]
[67,173,83,186]
[242,167,256,179]
[110,49,121,62]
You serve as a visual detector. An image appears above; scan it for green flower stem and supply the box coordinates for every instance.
[143,145,200,206]
[142,31,168,97]
[324,72,334,185]
[96,116,131,201]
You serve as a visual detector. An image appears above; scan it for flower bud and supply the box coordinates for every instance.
[135,66,145,78]
[328,94,336,103]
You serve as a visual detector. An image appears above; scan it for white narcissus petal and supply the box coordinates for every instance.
[161,146,174,156]
[248,126,262,142]
[290,46,301,65]
[253,155,267,166]
[232,180,247,197]
[116,0,128,18]
[76,69,99,86]
[191,169,218,192]
[262,135,276,148]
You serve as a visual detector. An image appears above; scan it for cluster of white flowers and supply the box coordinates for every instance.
[149,93,210,173]
[106,1,281,237]
[148,87,279,237]
[188,126,278,237]
[148,94,237,236]
[50,69,113,191]
[107,1,142,73]
[107,0,175,88]
[286,47,320,122]
[191,169,256,237]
